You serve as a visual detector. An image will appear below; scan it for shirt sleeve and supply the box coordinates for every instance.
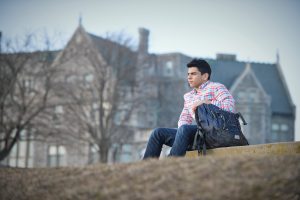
[212,84,236,113]
[178,97,193,127]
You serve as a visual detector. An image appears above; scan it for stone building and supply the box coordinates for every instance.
[1,25,295,167]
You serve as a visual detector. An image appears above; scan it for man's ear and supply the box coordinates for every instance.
[203,73,209,81]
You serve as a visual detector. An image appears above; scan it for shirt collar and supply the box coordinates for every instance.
[192,81,210,94]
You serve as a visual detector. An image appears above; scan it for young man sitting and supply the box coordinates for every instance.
[143,59,235,159]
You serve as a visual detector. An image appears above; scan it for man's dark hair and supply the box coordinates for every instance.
[187,59,211,80]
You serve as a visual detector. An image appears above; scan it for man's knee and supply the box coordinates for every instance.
[150,128,164,139]
[177,125,190,133]
[177,125,196,137]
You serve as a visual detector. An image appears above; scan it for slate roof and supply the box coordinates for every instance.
[88,33,136,62]
[87,33,137,85]
[206,59,294,115]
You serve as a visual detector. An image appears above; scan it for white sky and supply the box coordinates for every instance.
[1,0,299,140]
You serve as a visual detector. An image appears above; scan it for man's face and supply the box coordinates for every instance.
[187,67,208,88]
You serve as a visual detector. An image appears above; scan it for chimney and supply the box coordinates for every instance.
[216,53,236,61]
[0,31,2,53]
[138,28,149,54]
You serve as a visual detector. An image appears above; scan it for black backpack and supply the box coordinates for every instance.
[192,103,249,155]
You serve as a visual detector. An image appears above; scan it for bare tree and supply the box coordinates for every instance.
[54,31,151,163]
[0,33,60,161]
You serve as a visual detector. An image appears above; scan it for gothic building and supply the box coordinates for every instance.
[1,25,295,167]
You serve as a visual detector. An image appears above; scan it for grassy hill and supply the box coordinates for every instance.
[0,155,299,200]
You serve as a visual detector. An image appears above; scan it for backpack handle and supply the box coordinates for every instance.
[237,112,247,125]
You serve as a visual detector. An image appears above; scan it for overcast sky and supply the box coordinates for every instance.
[1,0,299,140]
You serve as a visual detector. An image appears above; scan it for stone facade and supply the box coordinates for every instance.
[230,63,272,144]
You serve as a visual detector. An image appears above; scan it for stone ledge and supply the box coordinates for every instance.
[185,141,300,158]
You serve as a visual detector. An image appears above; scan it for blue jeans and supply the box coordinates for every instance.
[143,125,197,159]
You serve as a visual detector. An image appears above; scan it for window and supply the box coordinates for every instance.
[53,105,64,122]
[271,123,283,141]
[47,145,66,167]
[18,132,27,167]
[271,123,279,131]
[24,79,31,88]
[90,103,99,121]
[55,105,64,114]
[280,124,289,132]
[65,75,77,83]
[92,103,98,110]
[8,141,17,167]
[115,109,128,125]
[120,144,132,163]
[88,144,99,164]
[22,78,35,93]
[84,74,94,84]
[165,61,174,76]
[6,129,34,168]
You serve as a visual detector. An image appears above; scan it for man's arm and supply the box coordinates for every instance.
[178,98,193,128]
[212,84,235,112]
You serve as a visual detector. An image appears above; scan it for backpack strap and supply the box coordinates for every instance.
[237,112,247,125]
[192,128,207,156]
[194,107,207,156]
[192,128,200,150]
[201,133,207,156]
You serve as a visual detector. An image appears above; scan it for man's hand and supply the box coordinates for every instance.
[192,99,211,113]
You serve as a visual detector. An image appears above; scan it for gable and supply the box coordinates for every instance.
[230,63,271,105]
[88,33,137,66]
[51,25,106,67]
[205,59,294,115]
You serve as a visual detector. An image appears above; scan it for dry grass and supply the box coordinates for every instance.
[0,155,299,200]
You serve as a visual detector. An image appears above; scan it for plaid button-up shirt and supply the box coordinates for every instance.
[178,81,235,127]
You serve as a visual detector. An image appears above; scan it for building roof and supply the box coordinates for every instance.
[206,59,294,115]
[87,32,137,85]
[88,33,136,62]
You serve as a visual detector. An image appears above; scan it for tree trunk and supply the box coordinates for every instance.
[99,142,109,163]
